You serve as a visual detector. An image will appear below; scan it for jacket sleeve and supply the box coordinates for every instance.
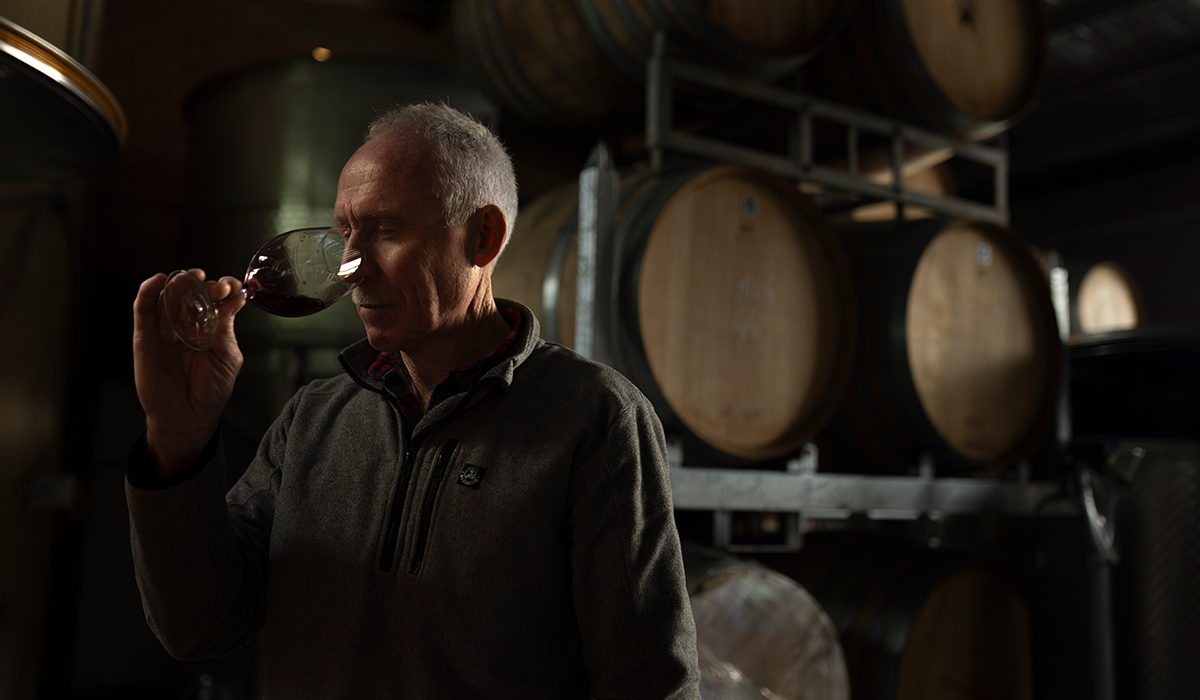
[125,391,298,660]
[568,393,701,699]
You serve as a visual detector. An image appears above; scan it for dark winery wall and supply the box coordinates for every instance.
[1007,0,1200,329]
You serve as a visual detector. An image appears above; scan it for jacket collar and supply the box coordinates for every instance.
[339,298,542,393]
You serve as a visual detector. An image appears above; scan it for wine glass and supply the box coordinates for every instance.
[158,227,361,351]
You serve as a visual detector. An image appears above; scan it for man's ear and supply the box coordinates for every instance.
[472,204,507,268]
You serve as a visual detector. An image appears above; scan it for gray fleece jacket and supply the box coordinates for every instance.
[126,301,701,699]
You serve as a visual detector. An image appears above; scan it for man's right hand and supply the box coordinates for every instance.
[133,270,247,478]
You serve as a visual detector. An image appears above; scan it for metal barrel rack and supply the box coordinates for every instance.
[571,31,1069,550]
[568,29,1134,700]
[645,32,1010,227]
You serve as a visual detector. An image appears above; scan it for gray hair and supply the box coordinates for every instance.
[365,103,518,255]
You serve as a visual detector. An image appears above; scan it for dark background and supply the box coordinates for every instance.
[1,0,1198,698]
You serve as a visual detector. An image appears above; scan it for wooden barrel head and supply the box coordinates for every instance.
[1076,262,1141,335]
[691,561,850,700]
[897,568,1033,700]
[905,221,1052,462]
[901,0,1042,121]
[637,168,848,459]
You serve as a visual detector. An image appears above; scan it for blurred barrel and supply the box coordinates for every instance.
[766,535,1033,700]
[493,165,855,462]
[182,56,498,433]
[0,16,126,179]
[828,218,1060,474]
[0,19,124,692]
[0,184,76,698]
[1070,261,1143,337]
[683,542,850,699]
[453,0,847,129]
[805,0,1043,140]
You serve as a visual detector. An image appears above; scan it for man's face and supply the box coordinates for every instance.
[333,132,476,353]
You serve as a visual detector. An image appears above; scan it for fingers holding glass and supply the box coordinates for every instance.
[160,270,220,351]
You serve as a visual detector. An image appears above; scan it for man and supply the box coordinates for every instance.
[128,103,700,698]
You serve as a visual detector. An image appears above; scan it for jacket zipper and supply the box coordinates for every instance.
[379,381,499,573]
[409,439,458,575]
[339,353,502,573]
[378,443,416,573]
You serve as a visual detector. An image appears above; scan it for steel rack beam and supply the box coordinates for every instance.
[646,31,1010,226]
[669,465,1059,518]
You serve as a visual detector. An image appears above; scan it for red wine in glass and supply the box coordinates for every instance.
[242,285,334,317]
[159,227,361,350]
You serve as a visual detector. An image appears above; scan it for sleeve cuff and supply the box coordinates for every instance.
[127,432,220,490]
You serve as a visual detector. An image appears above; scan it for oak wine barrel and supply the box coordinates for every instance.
[0,183,80,695]
[763,534,1033,700]
[453,0,849,129]
[805,0,1044,141]
[684,542,850,700]
[827,218,1061,474]
[1071,261,1143,337]
[493,165,856,462]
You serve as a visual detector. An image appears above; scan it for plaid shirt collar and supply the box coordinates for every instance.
[366,305,523,424]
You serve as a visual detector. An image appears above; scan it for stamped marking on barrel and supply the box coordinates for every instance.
[740,195,759,216]
[733,275,776,341]
[733,311,761,340]
[976,242,993,266]
[736,274,776,305]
